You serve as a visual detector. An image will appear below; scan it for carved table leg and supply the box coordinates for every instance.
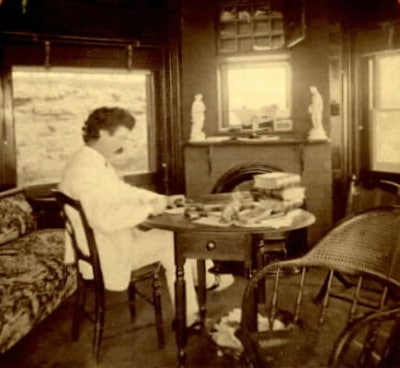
[244,260,252,279]
[174,236,187,368]
[197,259,206,324]
[253,234,266,303]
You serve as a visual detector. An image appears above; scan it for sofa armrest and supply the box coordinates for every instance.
[0,189,37,245]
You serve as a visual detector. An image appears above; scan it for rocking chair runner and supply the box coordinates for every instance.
[237,206,400,368]
[330,304,400,367]
[53,190,164,363]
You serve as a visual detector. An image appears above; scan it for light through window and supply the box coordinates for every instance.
[219,55,291,130]
[365,51,400,174]
[12,67,153,186]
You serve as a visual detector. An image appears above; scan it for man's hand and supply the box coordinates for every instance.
[167,194,186,208]
[149,196,167,216]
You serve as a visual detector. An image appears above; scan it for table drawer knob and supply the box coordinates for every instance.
[206,241,217,251]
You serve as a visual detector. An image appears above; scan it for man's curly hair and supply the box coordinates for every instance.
[82,107,136,143]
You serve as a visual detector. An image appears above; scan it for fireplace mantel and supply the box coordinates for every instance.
[185,137,328,146]
[184,139,332,246]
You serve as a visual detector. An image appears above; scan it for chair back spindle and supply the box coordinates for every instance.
[269,268,281,327]
[294,267,307,324]
[319,269,334,326]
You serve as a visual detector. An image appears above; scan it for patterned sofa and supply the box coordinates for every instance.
[0,188,76,354]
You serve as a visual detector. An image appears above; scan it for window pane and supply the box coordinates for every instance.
[369,110,400,173]
[375,53,400,109]
[367,51,400,174]
[12,67,152,186]
[219,57,291,128]
[228,65,288,111]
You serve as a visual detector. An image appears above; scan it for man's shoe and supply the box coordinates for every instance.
[206,274,220,291]
[205,274,235,291]
[213,274,235,292]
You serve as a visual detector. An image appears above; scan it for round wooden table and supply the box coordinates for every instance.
[143,197,315,368]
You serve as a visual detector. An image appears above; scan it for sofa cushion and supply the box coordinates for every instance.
[0,194,36,246]
[0,229,77,353]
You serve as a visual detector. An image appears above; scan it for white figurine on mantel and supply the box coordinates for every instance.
[190,93,206,141]
[307,86,328,140]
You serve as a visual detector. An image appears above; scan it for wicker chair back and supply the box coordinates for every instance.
[237,207,400,368]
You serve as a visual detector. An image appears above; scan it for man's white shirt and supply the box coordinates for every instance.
[59,145,163,291]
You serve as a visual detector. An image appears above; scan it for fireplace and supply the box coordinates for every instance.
[211,163,276,193]
[184,138,332,246]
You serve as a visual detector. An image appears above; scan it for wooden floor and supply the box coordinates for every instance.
[0,274,248,368]
[1,267,363,368]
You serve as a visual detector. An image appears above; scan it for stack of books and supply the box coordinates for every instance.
[252,172,306,211]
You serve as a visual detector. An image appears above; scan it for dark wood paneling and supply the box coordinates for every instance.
[0,0,167,42]
[181,0,218,139]
[1,37,162,69]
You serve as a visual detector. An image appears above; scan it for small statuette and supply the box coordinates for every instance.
[190,93,206,141]
[307,86,328,140]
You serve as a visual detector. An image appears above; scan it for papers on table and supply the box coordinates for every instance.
[164,207,185,215]
[192,215,232,227]
[236,135,280,142]
[193,209,302,229]
[204,136,230,142]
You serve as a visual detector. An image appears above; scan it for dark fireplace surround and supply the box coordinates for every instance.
[211,163,278,193]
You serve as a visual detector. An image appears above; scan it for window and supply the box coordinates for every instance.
[12,67,156,186]
[364,51,400,174]
[218,54,291,131]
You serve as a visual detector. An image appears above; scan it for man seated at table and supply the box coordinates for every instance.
[59,106,202,328]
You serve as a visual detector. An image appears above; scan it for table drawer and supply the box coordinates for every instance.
[177,231,251,261]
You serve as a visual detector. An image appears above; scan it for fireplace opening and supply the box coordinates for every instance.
[211,162,281,193]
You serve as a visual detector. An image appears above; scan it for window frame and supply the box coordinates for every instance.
[217,53,292,132]
[0,37,164,189]
[357,48,400,180]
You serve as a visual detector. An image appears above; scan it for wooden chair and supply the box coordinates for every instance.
[236,207,400,368]
[346,177,400,215]
[53,190,164,362]
[330,304,400,367]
